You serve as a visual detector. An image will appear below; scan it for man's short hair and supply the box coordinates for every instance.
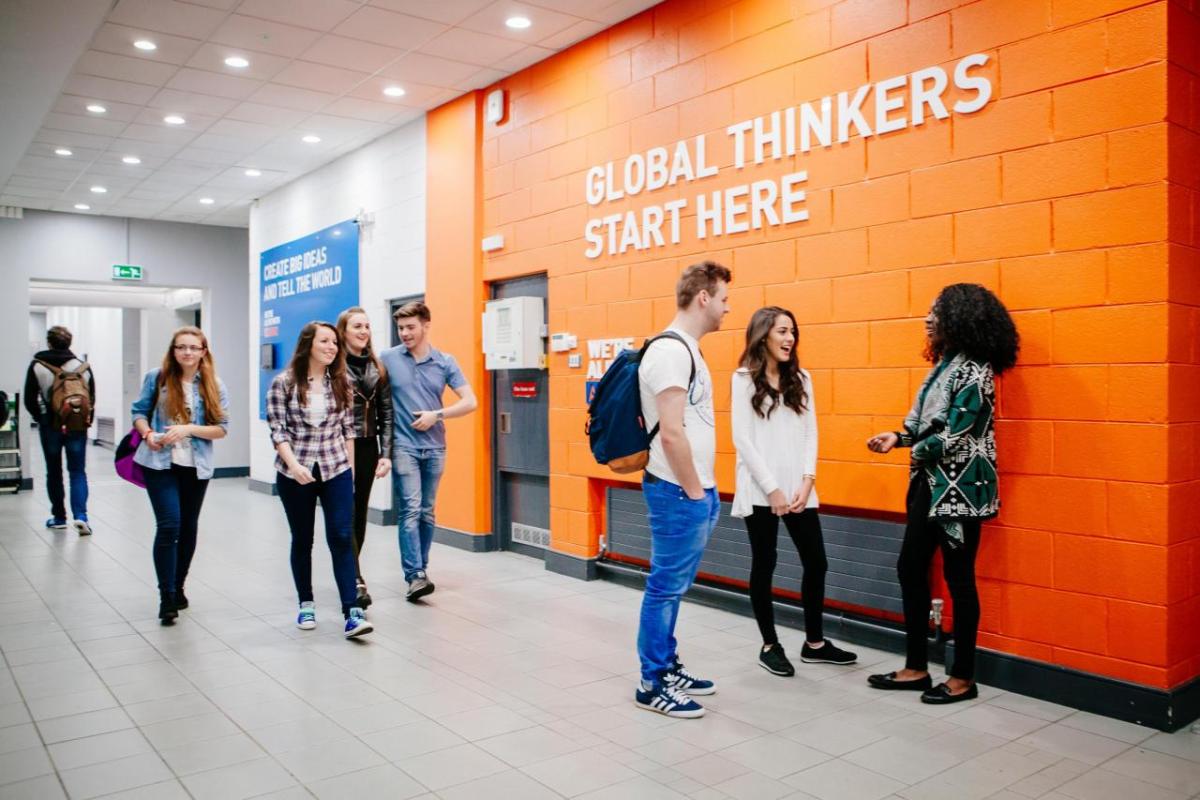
[676,261,732,309]
[47,326,72,350]
[392,301,431,323]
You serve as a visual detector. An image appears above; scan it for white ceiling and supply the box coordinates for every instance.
[0,0,661,228]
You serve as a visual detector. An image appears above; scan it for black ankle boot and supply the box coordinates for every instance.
[174,590,188,610]
[159,593,178,625]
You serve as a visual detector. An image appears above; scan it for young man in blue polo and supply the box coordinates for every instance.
[380,302,477,601]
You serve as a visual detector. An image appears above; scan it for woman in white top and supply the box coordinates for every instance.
[732,307,857,676]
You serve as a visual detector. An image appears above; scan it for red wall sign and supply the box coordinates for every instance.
[512,381,538,399]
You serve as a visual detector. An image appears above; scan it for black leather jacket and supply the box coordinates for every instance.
[346,353,393,461]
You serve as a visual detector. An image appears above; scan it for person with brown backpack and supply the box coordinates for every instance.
[23,325,95,535]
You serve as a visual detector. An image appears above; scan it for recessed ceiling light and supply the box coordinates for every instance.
[301,134,321,144]
[224,55,250,68]
[383,85,406,98]
[86,104,107,114]
[134,39,157,51]
[199,197,214,205]
[74,203,90,210]
[244,168,262,177]
[163,114,185,125]
[506,16,531,29]
[122,155,141,165]
[90,185,107,194]
[55,148,72,157]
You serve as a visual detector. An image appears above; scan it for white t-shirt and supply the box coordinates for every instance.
[305,381,327,426]
[170,381,195,468]
[638,327,715,489]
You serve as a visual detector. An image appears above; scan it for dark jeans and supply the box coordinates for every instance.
[38,418,88,521]
[898,475,982,681]
[277,464,357,616]
[352,437,379,581]
[143,465,209,595]
[743,506,827,646]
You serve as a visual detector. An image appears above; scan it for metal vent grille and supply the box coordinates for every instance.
[512,522,550,549]
[95,416,116,446]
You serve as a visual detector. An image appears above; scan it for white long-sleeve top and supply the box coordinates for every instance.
[730,367,819,518]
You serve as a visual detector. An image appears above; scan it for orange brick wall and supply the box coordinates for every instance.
[426,0,1200,690]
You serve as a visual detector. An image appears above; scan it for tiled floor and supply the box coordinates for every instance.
[3,444,1200,799]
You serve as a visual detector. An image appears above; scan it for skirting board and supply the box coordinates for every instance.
[212,467,249,479]
[247,478,278,496]
[545,549,599,581]
[596,559,1196,732]
[434,526,494,552]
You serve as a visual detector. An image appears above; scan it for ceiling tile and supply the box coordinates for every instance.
[74,50,180,87]
[304,35,404,73]
[89,24,204,66]
[458,1,581,43]
[209,14,323,57]
[272,61,369,95]
[588,0,659,24]
[492,45,556,73]
[332,7,447,49]
[176,0,240,9]
[165,68,262,100]
[121,122,203,145]
[108,138,185,158]
[151,161,225,180]
[108,0,229,39]
[321,97,402,123]
[7,175,73,191]
[380,52,479,87]
[54,95,143,122]
[419,27,526,66]
[249,83,337,112]
[347,77,450,107]
[237,0,362,31]
[184,134,261,155]
[367,0,492,25]
[34,129,118,150]
[453,66,506,91]
[205,118,282,142]
[62,74,159,105]
[41,112,129,138]
[225,101,309,127]
[147,88,240,117]
[173,145,247,164]
[184,43,291,81]
[538,18,607,50]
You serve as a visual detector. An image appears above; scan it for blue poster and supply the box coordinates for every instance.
[258,220,359,418]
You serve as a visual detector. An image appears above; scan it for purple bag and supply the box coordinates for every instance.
[114,427,147,488]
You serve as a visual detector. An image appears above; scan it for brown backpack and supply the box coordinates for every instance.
[37,359,93,433]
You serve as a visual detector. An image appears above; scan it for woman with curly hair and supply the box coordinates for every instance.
[732,307,857,676]
[865,284,1019,704]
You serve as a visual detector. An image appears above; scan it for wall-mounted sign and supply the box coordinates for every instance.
[586,337,635,379]
[512,381,537,399]
[112,264,143,281]
[582,53,994,259]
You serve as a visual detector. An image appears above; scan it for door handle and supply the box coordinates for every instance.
[498,412,512,434]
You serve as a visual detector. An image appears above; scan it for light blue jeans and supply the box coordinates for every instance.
[637,475,721,686]
[393,448,446,582]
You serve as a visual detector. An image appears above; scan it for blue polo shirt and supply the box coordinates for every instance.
[380,344,468,452]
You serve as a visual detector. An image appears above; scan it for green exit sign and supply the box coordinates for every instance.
[112,264,143,281]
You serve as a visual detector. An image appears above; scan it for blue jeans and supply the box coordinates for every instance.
[143,465,209,595]
[277,465,358,615]
[637,476,721,686]
[39,418,88,521]
[393,448,445,582]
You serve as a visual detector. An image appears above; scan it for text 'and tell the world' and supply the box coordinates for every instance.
[583,53,994,258]
[261,245,343,301]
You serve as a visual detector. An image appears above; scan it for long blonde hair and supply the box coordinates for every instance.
[159,326,223,425]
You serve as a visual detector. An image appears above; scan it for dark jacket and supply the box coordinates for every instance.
[23,349,95,420]
[346,352,393,461]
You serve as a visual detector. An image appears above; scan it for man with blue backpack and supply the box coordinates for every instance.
[588,260,732,718]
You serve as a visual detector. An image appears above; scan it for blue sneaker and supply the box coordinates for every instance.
[663,660,715,696]
[344,608,373,639]
[296,602,316,630]
[635,682,705,718]
[46,518,67,530]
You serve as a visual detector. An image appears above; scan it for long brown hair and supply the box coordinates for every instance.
[336,306,386,380]
[159,327,223,425]
[737,306,809,418]
[287,321,350,411]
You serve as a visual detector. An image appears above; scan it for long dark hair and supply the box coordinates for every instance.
[287,321,350,411]
[159,326,223,425]
[737,306,808,418]
[925,284,1020,374]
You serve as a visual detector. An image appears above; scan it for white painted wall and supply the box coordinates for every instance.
[248,117,427,512]
[44,306,122,442]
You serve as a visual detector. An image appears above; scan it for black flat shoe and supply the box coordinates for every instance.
[867,671,933,691]
[921,682,978,704]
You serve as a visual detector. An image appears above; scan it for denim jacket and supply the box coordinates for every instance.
[130,369,230,480]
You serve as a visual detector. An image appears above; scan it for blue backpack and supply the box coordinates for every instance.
[585,332,695,474]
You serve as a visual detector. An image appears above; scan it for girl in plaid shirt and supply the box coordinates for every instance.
[268,321,373,639]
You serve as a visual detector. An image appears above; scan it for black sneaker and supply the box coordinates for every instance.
[801,639,857,665]
[158,593,178,626]
[355,580,372,609]
[758,644,795,676]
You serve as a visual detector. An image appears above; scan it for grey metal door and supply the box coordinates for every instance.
[491,275,549,555]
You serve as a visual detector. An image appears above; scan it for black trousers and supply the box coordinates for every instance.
[351,437,379,581]
[743,506,828,646]
[898,476,982,680]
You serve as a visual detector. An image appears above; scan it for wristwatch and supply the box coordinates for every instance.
[435,410,444,421]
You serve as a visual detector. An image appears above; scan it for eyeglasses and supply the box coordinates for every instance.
[174,345,205,353]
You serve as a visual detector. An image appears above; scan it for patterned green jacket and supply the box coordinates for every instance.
[896,353,1000,528]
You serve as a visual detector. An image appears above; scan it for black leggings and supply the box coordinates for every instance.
[744,507,828,646]
[898,476,982,681]
[351,437,379,581]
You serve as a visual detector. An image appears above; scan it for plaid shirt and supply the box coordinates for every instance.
[267,371,355,479]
